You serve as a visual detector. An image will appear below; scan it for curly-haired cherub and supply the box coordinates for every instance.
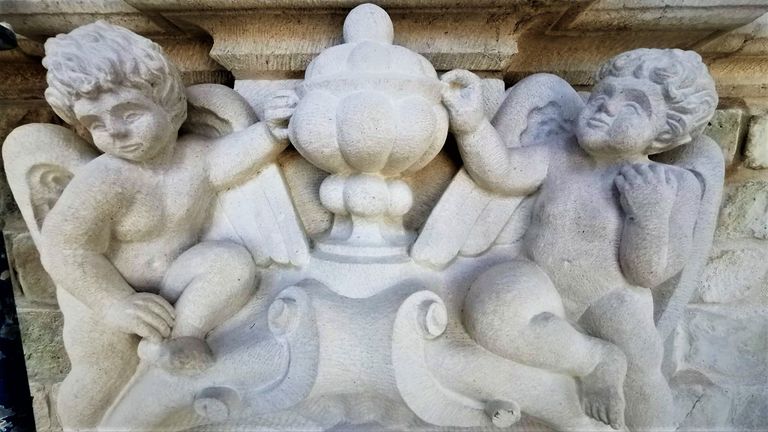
[3,22,300,429]
[443,49,720,430]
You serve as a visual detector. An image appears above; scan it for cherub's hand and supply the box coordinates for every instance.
[264,89,299,141]
[616,163,677,224]
[103,292,175,342]
[441,69,485,134]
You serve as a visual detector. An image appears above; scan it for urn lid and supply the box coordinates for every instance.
[302,3,439,93]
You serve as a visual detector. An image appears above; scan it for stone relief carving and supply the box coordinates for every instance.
[1,3,724,432]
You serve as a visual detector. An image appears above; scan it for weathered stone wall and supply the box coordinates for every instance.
[1,1,767,430]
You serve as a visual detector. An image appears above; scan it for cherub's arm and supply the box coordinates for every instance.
[441,70,549,196]
[454,121,549,196]
[206,91,297,190]
[40,164,173,341]
[616,164,701,288]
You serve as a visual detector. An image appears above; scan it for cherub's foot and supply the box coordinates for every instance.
[138,336,214,376]
[580,344,627,430]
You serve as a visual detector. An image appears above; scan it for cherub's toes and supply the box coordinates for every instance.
[609,402,624,430]
[597,404,608,425]
[589,402,599,422]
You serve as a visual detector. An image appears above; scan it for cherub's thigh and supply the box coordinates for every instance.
[161,241,254,301]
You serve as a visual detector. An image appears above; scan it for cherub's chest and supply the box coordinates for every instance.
[113,166,211,241]
[534,168,622,235]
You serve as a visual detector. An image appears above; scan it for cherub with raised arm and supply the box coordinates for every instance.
[442,49,721,430]
[3,22,301,430]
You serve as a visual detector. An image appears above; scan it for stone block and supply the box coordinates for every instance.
[49,382,62,432]
[704,108,749,167]
[673,382,733,432]
[16,308,69,382]
[672,381,768,432]
[670,304,768,388]
[745,115,768,169]
[29,382,51,432]
[5,228,57,305]
[698,246,768,303]
[716,180,768,241]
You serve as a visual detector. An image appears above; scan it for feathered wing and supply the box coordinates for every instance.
[2,124,98,246]
[412,74,584,268]
[188,84,309,267]
[652,134,725,340]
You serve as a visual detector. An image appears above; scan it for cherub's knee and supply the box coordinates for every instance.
[464,260,564,346]
[205,241,257,289]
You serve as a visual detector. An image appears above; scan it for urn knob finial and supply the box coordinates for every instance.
[343,3,394,45]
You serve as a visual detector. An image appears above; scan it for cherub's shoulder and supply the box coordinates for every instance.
[176,134,212,158]
[70,155,134,190]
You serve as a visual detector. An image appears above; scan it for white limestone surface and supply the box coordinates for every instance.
[1,4,749,432]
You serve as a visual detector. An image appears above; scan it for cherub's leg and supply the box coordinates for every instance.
[56,291,138,430]
[146,241,257,373]
[579,288,674,431]
[464,261,627,429]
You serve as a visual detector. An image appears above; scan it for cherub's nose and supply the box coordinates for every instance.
[107,120,129,139]
[598,99,618,116]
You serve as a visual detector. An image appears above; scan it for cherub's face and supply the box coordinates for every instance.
[576,76,668,158]
[73,87,176,162]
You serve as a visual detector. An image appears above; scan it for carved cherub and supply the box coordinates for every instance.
[440,49,722,430]
[3,21,305,430]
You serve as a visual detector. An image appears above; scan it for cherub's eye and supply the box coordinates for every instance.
[90,122,106,132]
[124,112,143,123]
[624,102,643,116]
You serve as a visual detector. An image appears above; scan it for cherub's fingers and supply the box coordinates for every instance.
[265,108,295,122]
[620,164,641,185]
[614,175,628,193]
[136,298,175,327]
[649,163,665,181]
[270,89,299,103]
[132,318,164,342]
[441,69,477,88]
[133,307,172,339]
[266,92,300,110]
[141,293,176,320]
[635,163,654,181]
[665,168,678,189]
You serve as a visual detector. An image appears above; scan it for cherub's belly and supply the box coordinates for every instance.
[107,233,197,291]
[524,207,630,318]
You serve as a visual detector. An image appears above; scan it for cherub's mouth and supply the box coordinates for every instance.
[120,143,142,153]
[586,116,611,129]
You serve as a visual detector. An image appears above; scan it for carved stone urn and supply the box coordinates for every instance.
[289,3,448,260]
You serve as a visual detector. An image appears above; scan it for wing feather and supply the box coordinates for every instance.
[190,84,309,268]
[653,134,725,339]
[3,124,97,246]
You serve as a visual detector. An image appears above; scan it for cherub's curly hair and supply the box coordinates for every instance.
[43,21,186,128]
[597,48,717,147]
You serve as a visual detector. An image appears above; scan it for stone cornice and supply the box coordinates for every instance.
[1,0,767,104]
